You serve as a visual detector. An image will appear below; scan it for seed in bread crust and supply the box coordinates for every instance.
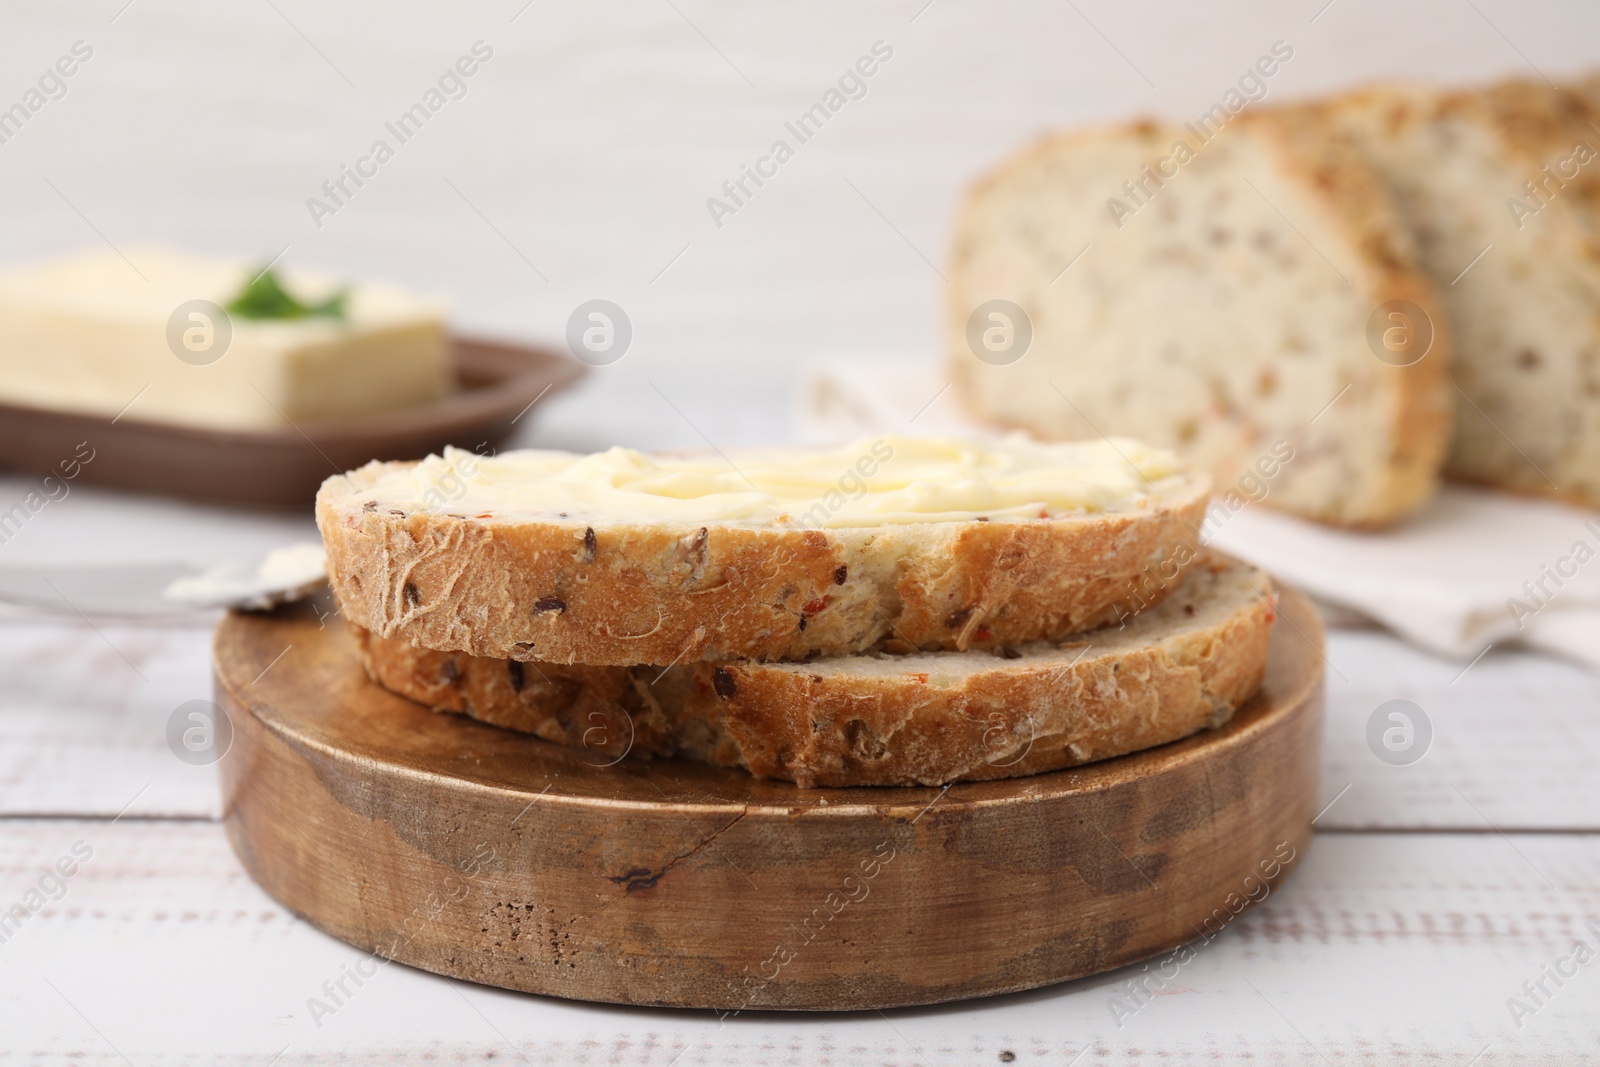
[583,526,596,562]
[843,717,888,760]
[533,597,567,614]
[679,527,710,587]
[945,605,974,629]
[507,660,525,692]
[834,566,848,585]
[712,667,736,699]
[404,583,421,609]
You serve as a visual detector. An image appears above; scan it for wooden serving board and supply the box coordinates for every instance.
[214,586,1324,1012]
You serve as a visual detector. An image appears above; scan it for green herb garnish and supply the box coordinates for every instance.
[226,267,349,320]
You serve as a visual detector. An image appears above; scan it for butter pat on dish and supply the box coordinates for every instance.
[0,247,451,430]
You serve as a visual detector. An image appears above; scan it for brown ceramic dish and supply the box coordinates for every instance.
[0,337,585,509]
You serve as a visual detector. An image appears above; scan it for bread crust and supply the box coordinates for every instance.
[945,111,1451,528]
[353,553,1274,788]
[318,464,1211,666]
[1243,107,1453,525]
[1320,79,1600,507]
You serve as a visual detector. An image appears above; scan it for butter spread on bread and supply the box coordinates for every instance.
[355,434,1187,526]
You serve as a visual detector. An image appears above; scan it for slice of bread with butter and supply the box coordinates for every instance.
[318,435,1212,667]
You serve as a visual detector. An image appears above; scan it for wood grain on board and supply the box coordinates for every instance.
[209,587,1324,1011]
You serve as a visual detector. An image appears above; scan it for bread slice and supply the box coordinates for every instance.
[947,110,1450,527]
[354,552,1274,787]
[1570,72,1600,115]
[1318,79,1600,506]
[318,436,1211,667]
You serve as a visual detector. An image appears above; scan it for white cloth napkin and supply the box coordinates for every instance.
[797,356,1600,670]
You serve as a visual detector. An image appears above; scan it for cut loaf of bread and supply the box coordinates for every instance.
[947,109,1450,527]
[1572,72,1600,116]
[1317,79,1600,506]
[318,437,1210,667]
[355,552,1275,787]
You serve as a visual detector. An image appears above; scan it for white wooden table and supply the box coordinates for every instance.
[0,379,1596,1065]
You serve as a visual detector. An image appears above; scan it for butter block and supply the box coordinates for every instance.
[0,247,452,430]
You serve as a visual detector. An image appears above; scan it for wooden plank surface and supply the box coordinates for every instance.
[3,616,1598,1061]
[1317,629,1600,831]
[0,617,221,821]
[1,820,1596,1064]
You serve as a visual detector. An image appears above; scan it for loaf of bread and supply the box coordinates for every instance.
[1571,72,1600,117]
[318,436,1210,667]
[1318,79,1600,506]
[353,552,1274,787]
[947,110,1451,527]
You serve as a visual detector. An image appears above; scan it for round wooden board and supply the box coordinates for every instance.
[214,586,1325,1012]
